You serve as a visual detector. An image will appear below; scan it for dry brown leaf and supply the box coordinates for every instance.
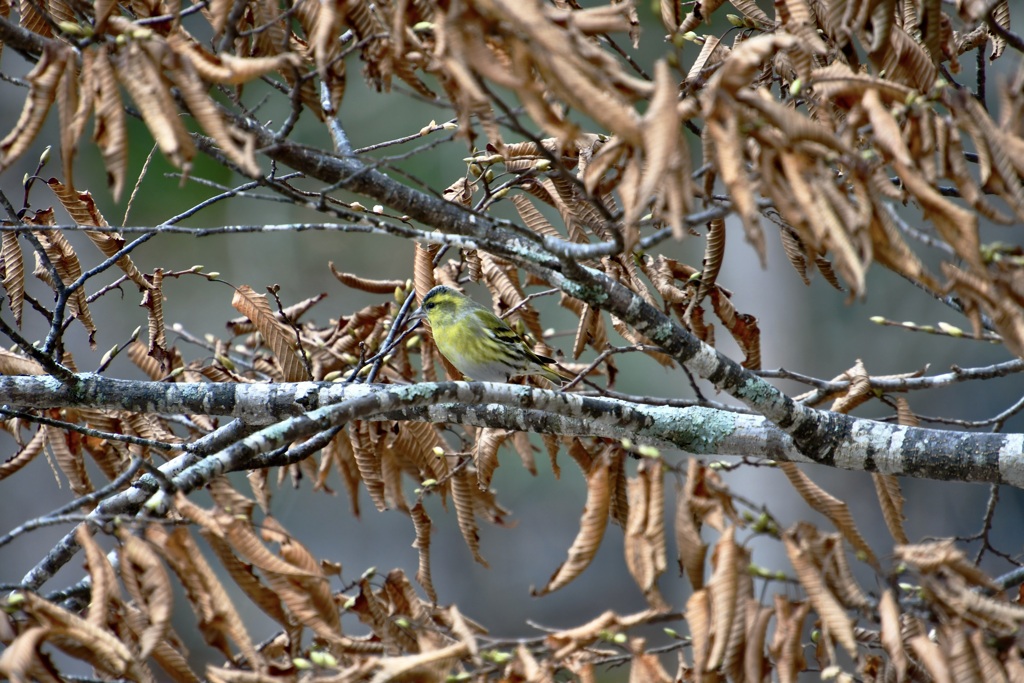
[131,618,199,683]
[480,253,544,341]
[89,45,128,200]
[598,446,624,529]
[879,589,909,681]
[634,61,691,242]
[675,459,709,590]
[769,596,810,682]
[0,45,69,174]
[909,635,954,683]
[970,629,1009,683]
[142,269,168,366]
[706,526,740,670]
[1003,646,1024,682]
[413,242,440,305]
[1,230,25,327]
[571,301,599,361]
[33,229,98,344]
[17,0,51,37]
[627,637,673,683]
[515,643,555,682]
[369,642,471,682]
[126,341,166,381]
[720,576,754,681]
[208,503,315,582]
[686,588,712,674]
[452,465,488,567]
[873,402,909,545]
[709,289,761,370]
[830,359,872,414]
[873,25,938,91]
[817,532,871,611]
[502,4,644,144]
[658,0,681,32]
[0,428,47,481]
[988,2,1010,60]
[678,0,727,34]
[410,501,437,603]
[158,525,260,665]
[707,115,765,265]
[810,185,866,297]
[15,590,142,680]
[260,517,341,638]
[113,41,195,172]
[945,124,1013,225]
[931,575,1024,635]
[44,422,91,497]
[783,525,858,658]
[168,33,302,85]
[862,88,913,167]
[187,522,291,633]
[0,348,43,376]
[0,627,52,683]
[397,421,451,492]
[330,265,405,294]
[534,455,611,595]
[163,49,261,178]
[745,601,773,682]
[118,532,173,660]
[688,35,730,85]
[960,95,1024,221]
[379,432,411,513]
[474,428,505,490]
[777,461,877,567]
[623,459,668,610]
[352,576,418,653]
[897,160,983,274]
[546,610,656,661]
[510,193,563,240]
[509,431,538,476]
[230,285,309,382]
[47,179,151,291]
[76,524,119,629]
[695,218,725,306]
[869,197,941,293]
[57,47,82,193]
[542,434,562,479]
[895,539,998,590]
[582,136,628,198]
[349,421,386,512]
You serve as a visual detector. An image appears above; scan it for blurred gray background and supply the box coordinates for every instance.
[1,2,1023,676]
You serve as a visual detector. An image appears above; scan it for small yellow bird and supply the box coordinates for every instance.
[410,285,565,383]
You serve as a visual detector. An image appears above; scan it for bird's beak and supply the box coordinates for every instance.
[408,306,426,323]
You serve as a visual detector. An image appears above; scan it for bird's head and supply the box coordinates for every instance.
[410,285,467,327]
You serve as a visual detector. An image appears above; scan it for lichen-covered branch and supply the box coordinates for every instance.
[1,374,1020,488]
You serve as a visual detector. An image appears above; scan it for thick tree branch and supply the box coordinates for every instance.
[1,374,1021,488]
[0,14,59,57]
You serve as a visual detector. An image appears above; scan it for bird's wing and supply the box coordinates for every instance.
[473,308,554,364]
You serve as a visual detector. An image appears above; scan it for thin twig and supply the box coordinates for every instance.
[0,458,147,549]
[0,406,183,452]
[0,310,76,383]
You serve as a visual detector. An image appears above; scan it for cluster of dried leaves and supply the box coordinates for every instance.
[4,0,1024,352]
[7,429,1024,681]
[435,0,1024,358]
[3,0,1024,680]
